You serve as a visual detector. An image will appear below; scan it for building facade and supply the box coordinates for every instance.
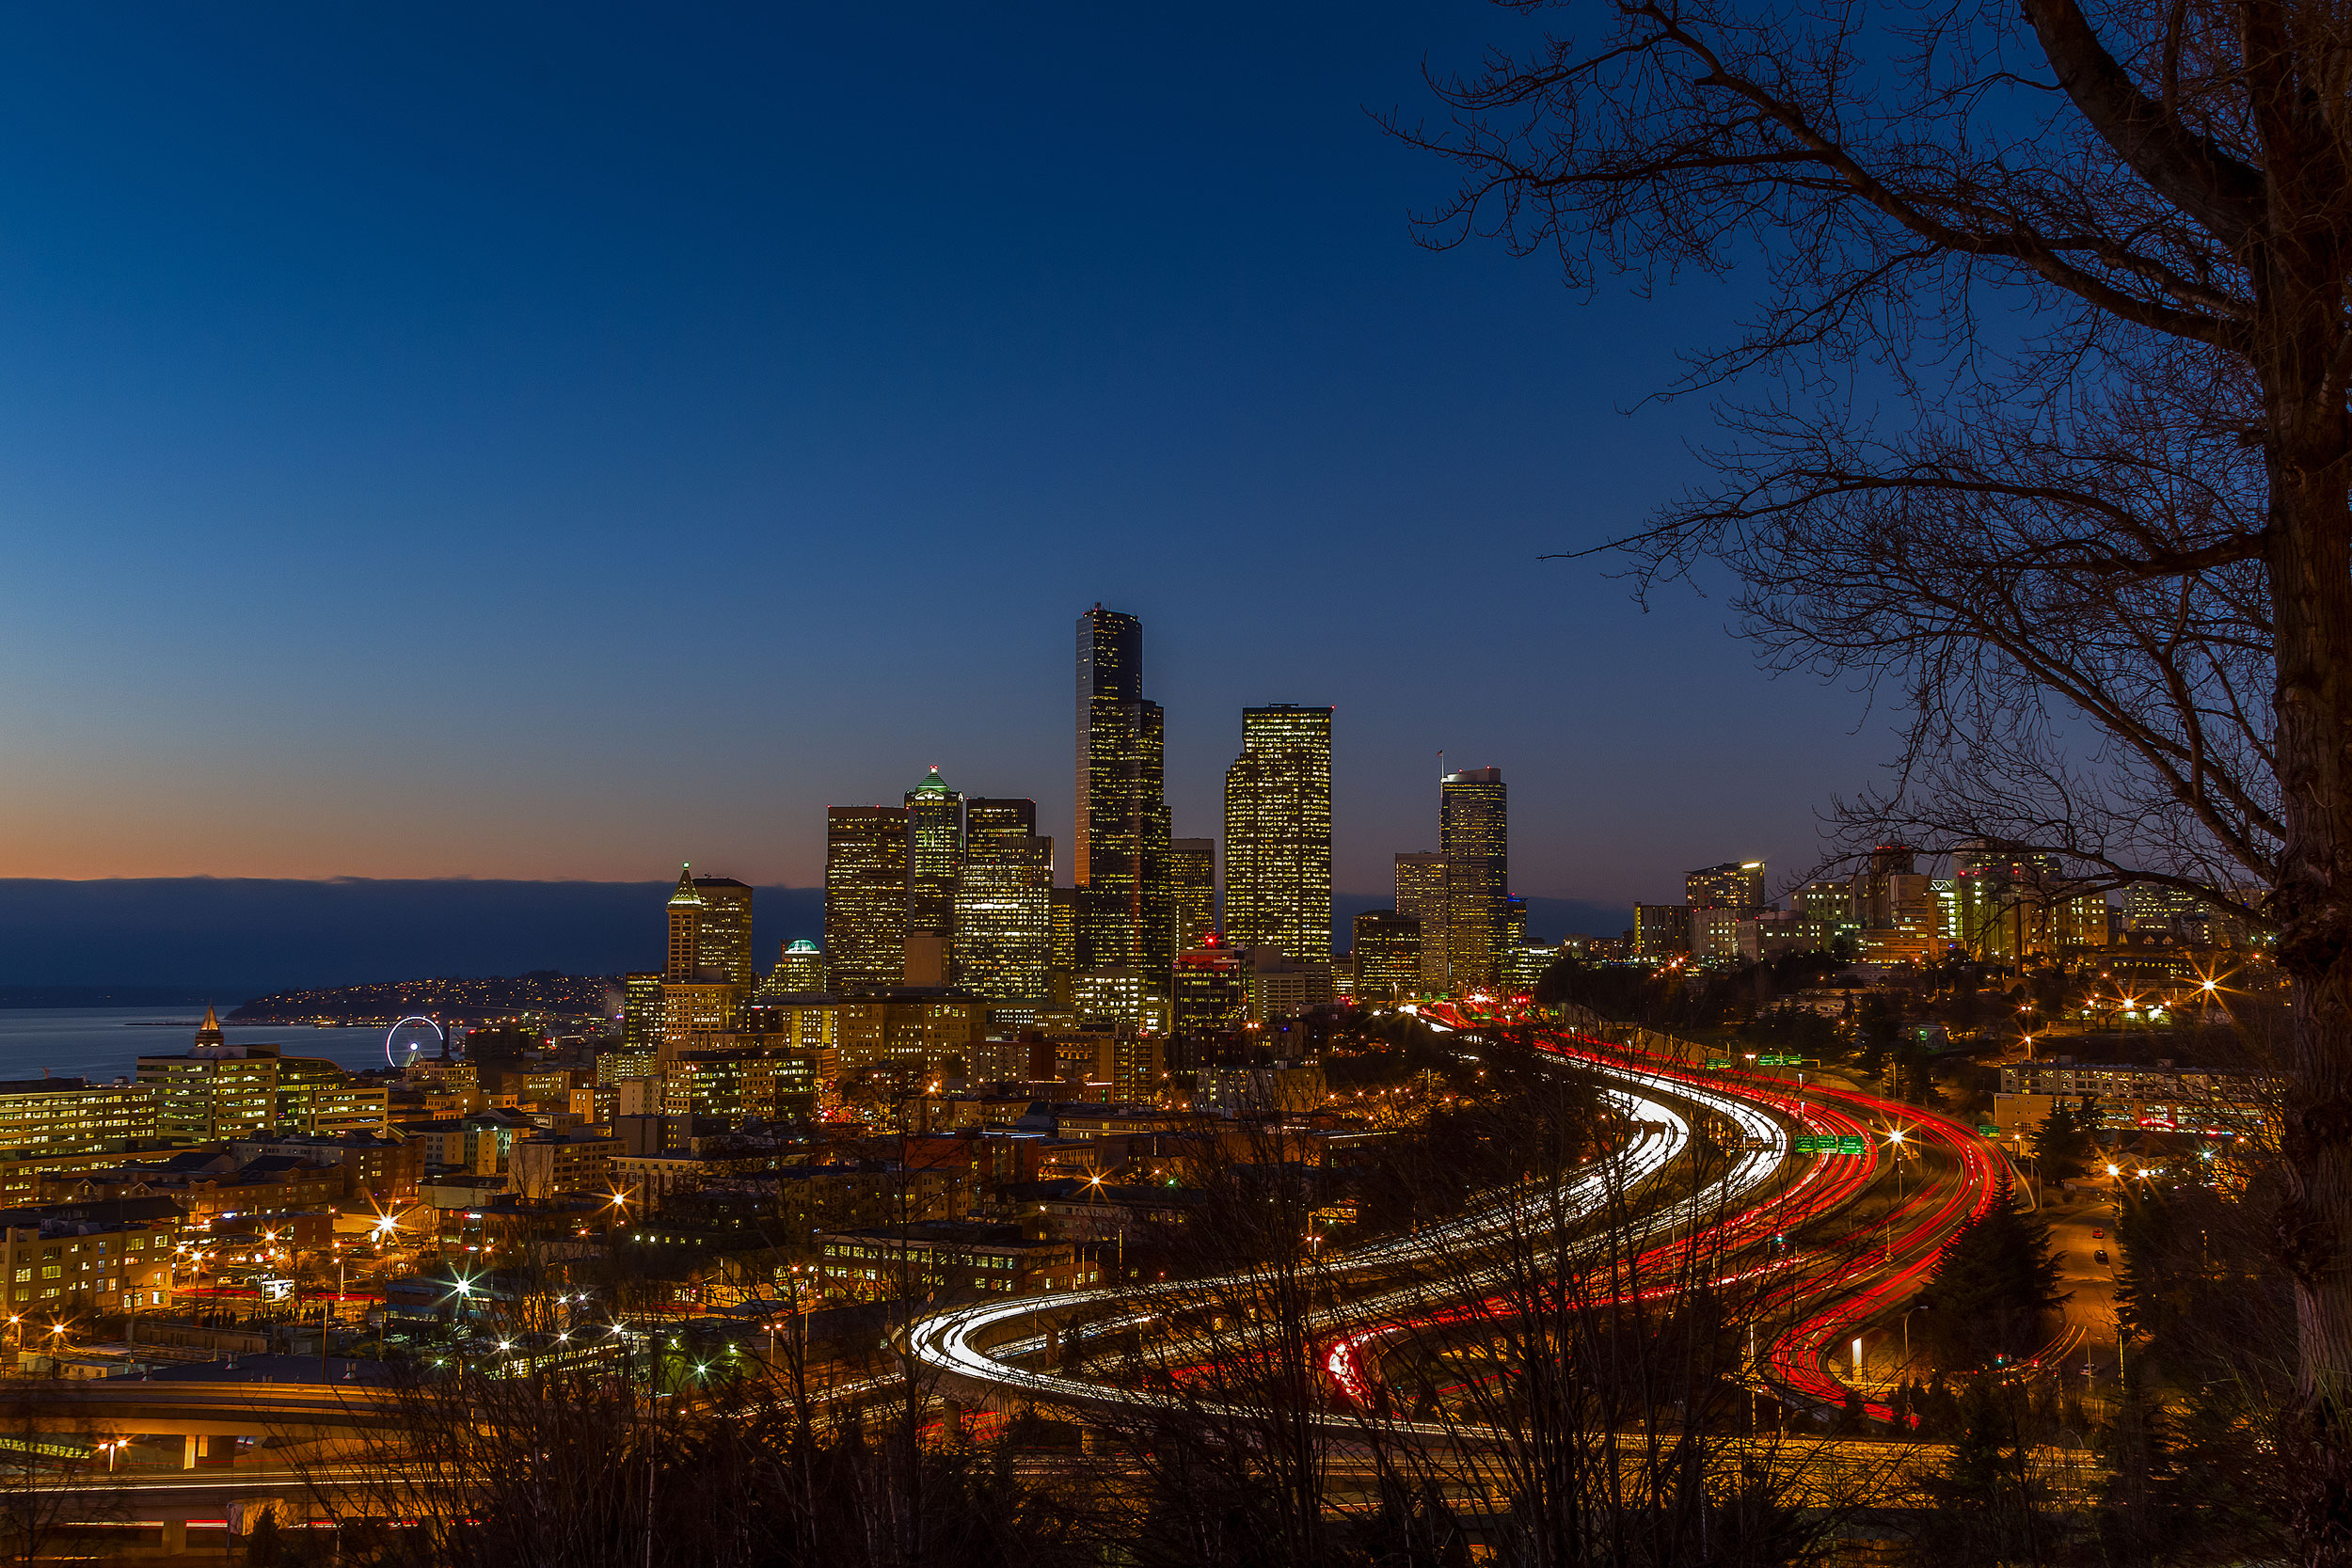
[1393,852,1450,993]
[952,798,1054,1003]
[1221,705,1333,962]
[825,805,912,993]
[1074,606,1172,984]
[1440,768,1508,990]
[1169,837,1217,956]
[1350,911,1423,1002]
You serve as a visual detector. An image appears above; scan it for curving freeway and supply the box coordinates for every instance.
[906,1003,2006,1435]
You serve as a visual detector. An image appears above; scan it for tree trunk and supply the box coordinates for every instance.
[2261,259,2352,1559]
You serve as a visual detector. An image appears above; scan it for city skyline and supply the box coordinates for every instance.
[0,4,1896,906]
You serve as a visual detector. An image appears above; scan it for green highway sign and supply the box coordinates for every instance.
[1757,1053,1789,1066]
[1838,1136,1867,1155]
[1705,1057,1732,1069]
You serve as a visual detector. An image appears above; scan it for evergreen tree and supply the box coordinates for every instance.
[2028,1096,2095,1181]
[1911,1186,2068,1370]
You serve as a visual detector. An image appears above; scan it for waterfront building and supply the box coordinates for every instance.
[136,1040,387,1141]
[1074,606,1172,983]
[1222,705,1334,961]
[1441,768,1508,989]
[0,1080,157,1159]
[826,805,912,993]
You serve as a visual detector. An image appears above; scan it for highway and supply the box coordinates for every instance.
[907,1003,2007,1439]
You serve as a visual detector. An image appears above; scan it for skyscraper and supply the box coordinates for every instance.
[665,866,703,980]
[904,768,965,941]
[1222,705,1334,960]
[953,797,1054,1002]
[825,806,910,994]
[1440,768,1508,990]
[1393,852,1450,992]
[1351,911,1423,1002]
[691,876,755,984]
[1169,837,1217,956]
[1074,606,1171,982]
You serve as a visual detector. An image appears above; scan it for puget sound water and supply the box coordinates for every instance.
[0,1008,392,1085]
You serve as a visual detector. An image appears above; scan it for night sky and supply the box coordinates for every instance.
[0,3,1891,912]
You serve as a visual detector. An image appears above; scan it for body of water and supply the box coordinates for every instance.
[0,1008,394,1085]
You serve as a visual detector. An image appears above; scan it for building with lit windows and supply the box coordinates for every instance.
[135,1042,386,1140]
[0,1080,157,1159]
[623,972,666,1054]
[952,798,1054,1003]
[691,876,755,985]
[825,805,911,993]
[1222,705,1334,961]
[1074,607,1172,984]
[1440,768,1508,990]
[1687,861,1766,914]
[1350,911,1423,1002]
[1170,838,1217,956]
[818,1220,1098,1301]
[0,1202,180,1315]
[1172,935,1248,1069]
[1394,852,1450,992]
[905,768,966,948]
[1633,903,1692,961]
[758,940,828,997]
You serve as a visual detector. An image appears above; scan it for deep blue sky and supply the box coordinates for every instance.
[0,2,1890,910]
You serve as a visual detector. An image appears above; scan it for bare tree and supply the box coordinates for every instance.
[1396,0,2352,1544]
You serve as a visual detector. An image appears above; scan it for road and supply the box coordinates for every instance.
[906,1003,2008,1437]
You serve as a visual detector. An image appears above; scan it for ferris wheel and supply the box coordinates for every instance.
[385,1016,445,1069]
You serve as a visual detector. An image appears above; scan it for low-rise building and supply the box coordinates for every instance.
[817,1220,1098,1301]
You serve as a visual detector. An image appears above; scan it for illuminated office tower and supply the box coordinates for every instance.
[825,806,911,994]
[1440,768,1508,989]
[1074,606,1171,981]
[1170,838,1217,956]
[905,768,965,940]
[1351,911,1423,1002]
[691,876,755,984]
[1686,861,1766,915]
[771,940,828,993]
[1222,705,1334,960]
[623,972,667,1053]
[1393,852,1450,992]
[1172,933,1248,1070]
[1505,896,1528,949]
[665,866,703,979]
[953,798,1054,1002]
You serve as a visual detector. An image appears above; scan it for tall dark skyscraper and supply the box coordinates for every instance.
[1440,767,1508,990]
[825,805,910,994]
[1074,606,1171,983]
[904,768,965,940]
[1222,705,1333,959]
